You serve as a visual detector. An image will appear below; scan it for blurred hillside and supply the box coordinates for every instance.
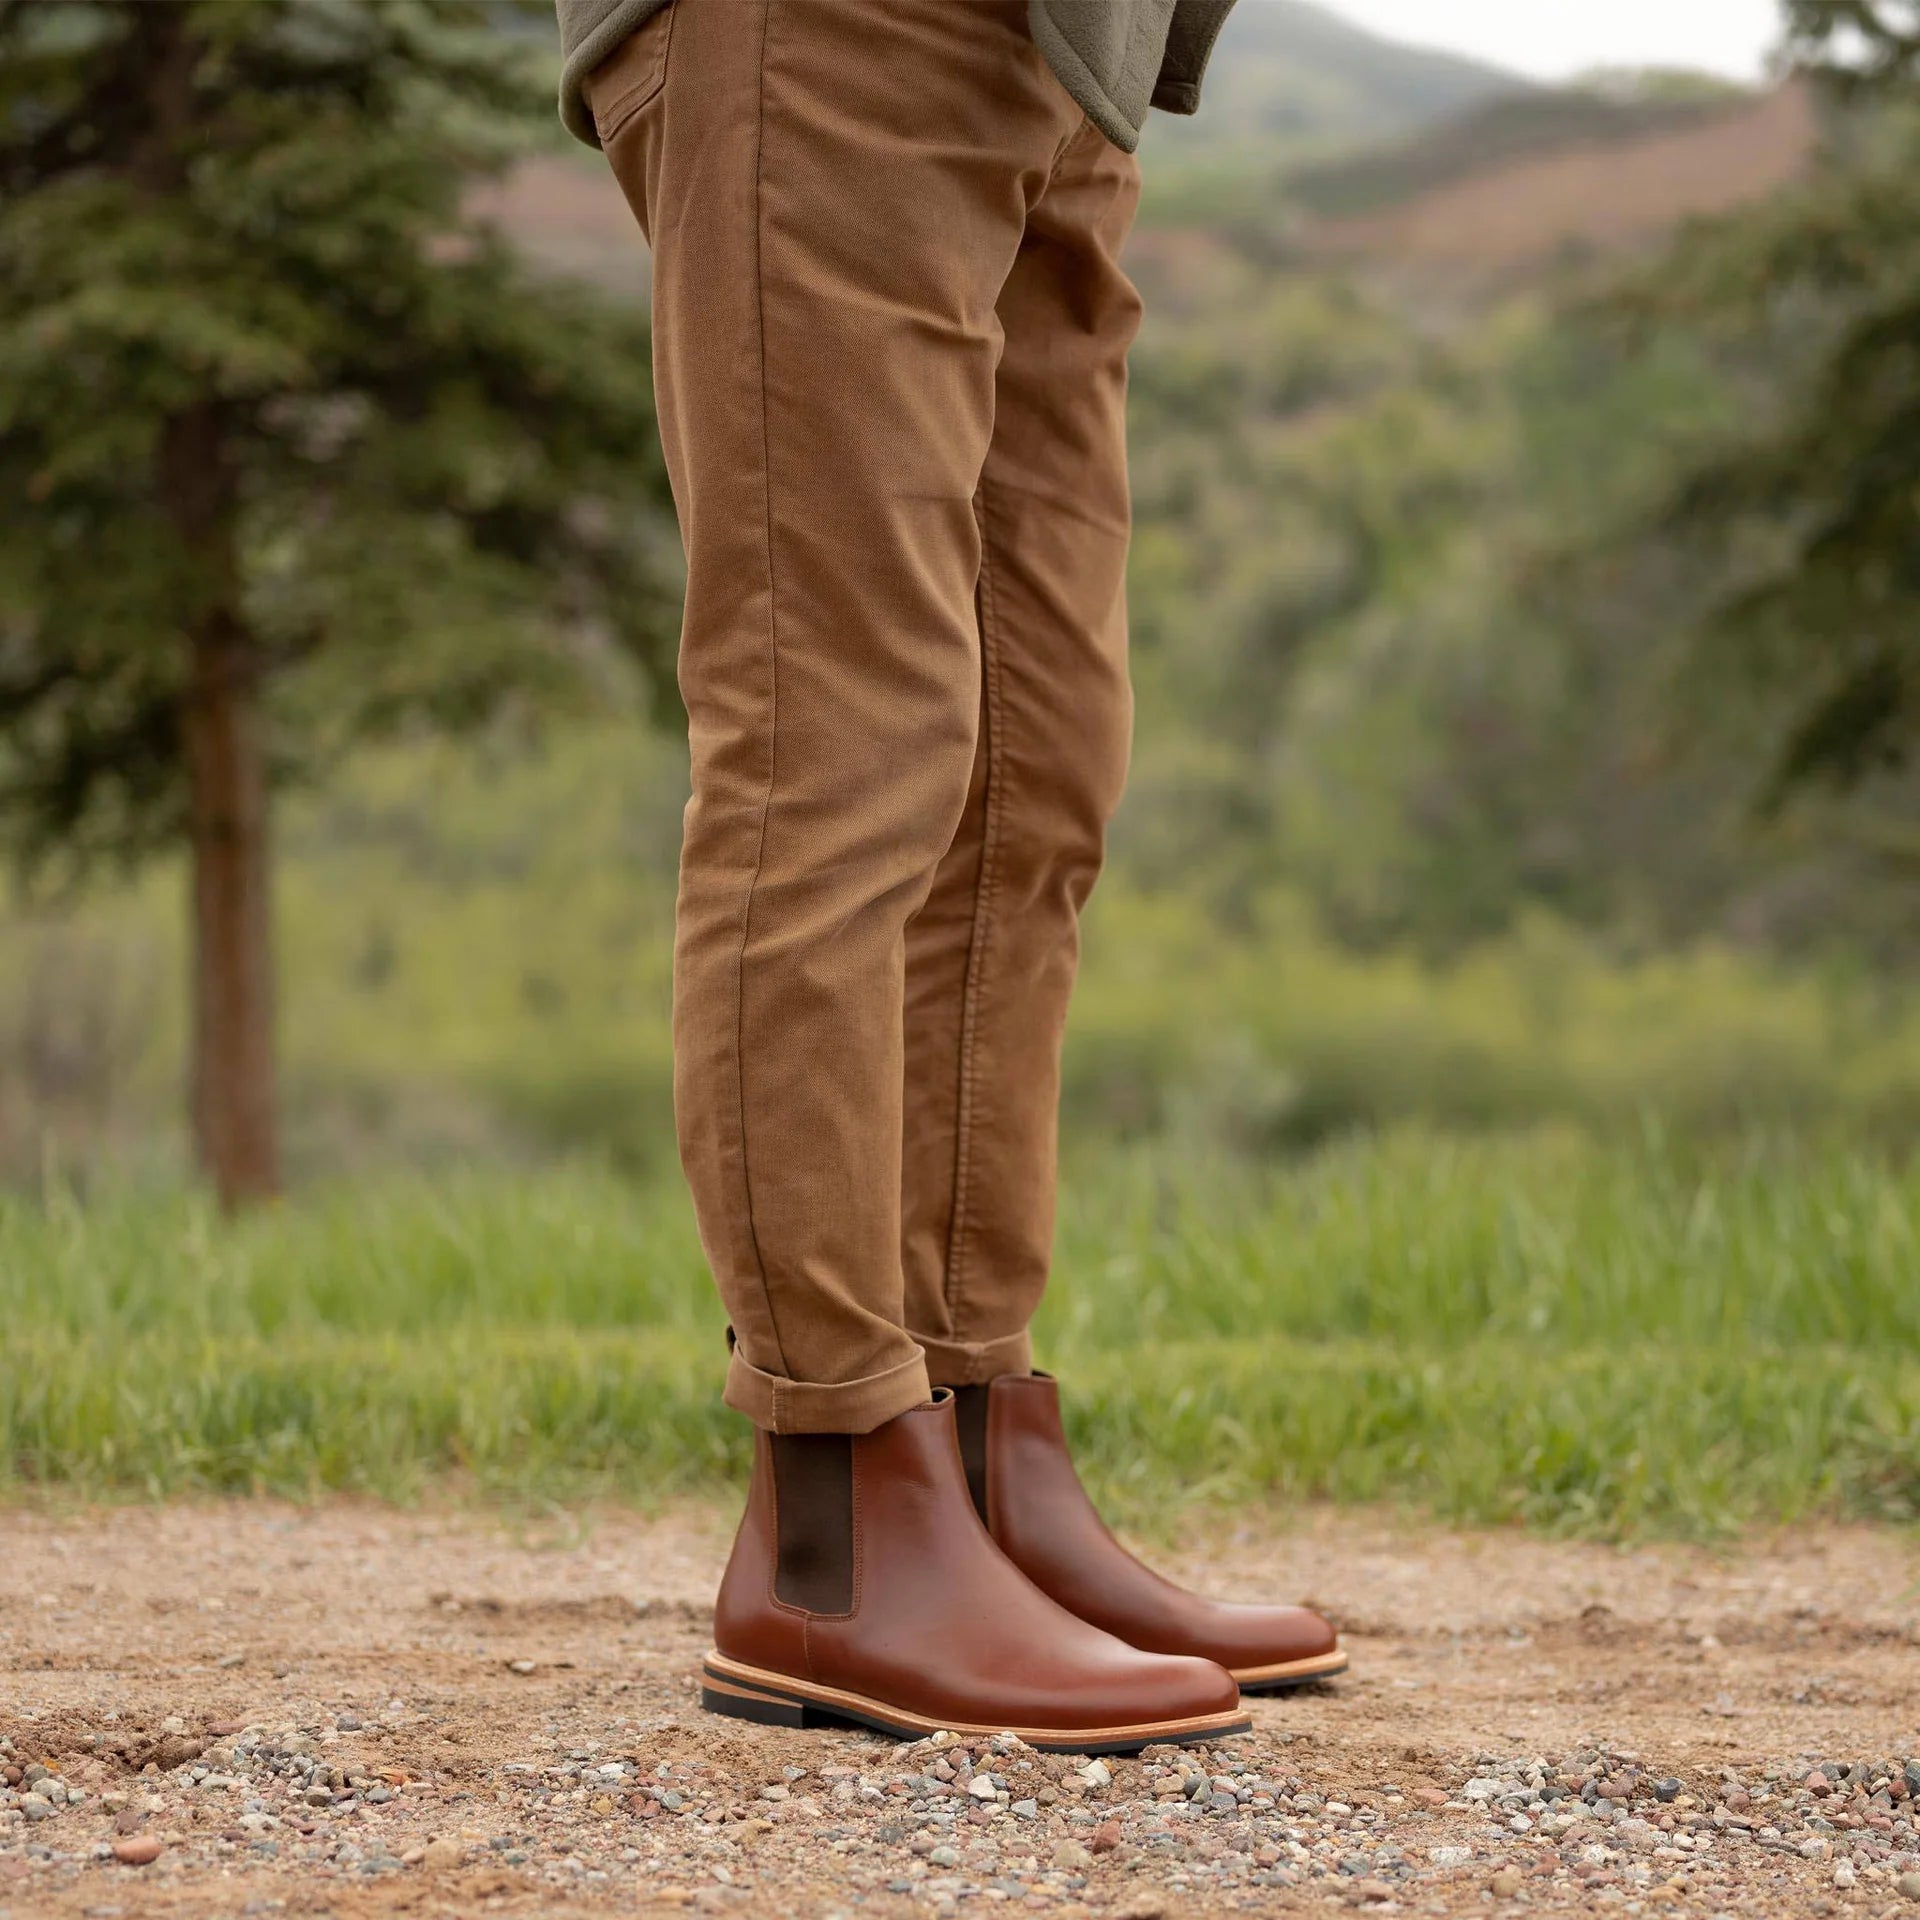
[1301,82,1817,283]
[490,11,1815,301]
[1140,0,1530,158]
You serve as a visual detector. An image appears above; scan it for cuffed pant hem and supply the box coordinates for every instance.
[912,1326,1034,1388]
[722,1343,933,1436]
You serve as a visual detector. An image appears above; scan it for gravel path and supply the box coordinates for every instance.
[3,1502,1919,1917]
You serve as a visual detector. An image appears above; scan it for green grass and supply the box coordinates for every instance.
[2,1129,1916,1534]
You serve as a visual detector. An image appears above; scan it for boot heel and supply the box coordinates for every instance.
[701,1675,809,1729]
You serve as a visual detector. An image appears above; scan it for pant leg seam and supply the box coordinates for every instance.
[942,475,1011,1339]
[735,0,792,1379]
[940,120,1079,1348]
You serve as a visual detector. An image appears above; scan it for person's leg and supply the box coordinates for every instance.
[888,115,1348,1689]
[590,0,1247,1746]
[899,121,1142,1385]
[596,0,1076,1435]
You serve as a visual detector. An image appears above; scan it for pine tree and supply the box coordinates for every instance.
[1625,2,1920,804]
[0,0,676,1205]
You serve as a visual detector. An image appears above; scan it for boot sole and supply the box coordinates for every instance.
[1230,1646,1350,1692]
[701,1652,1251,1754]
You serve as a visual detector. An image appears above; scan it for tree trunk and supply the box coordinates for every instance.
[185,614,280,1209]
[164,408,280,1209]
[132,8,279,1205]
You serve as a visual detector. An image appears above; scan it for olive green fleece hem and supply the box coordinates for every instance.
[1024,0,1142,154]
[1153,0,1235,115]
[558,0,1231,152]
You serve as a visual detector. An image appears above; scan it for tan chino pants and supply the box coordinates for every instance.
[590,0,1143,1433]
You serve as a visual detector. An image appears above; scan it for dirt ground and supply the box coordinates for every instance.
[4,1501,1919,1918]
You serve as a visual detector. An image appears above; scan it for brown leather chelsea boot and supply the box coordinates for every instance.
[702,1395,1250,1752]
[953,1374,1349,1692]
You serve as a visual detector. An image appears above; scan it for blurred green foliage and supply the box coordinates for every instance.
[7,730,1920,1181]
[1609,125,1920,801]
[1108,20,1920,974]
[5,2,1920,1188]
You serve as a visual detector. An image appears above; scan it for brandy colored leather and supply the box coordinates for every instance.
[974,1375,1341,1672]
[713,1397,1241,1736]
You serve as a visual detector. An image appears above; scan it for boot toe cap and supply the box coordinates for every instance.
[1064,1644,1243,1735]
[1160,1651,1245,1722]
[1213,1602,1343,1679]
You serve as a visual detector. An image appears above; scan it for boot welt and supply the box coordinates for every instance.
[1229,1646,1350,1692]
[701,1651,1251,1754]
